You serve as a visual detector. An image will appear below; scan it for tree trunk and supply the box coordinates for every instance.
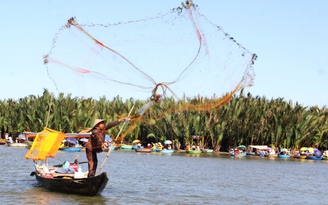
[214,145,221,152]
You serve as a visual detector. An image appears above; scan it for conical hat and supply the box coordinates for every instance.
[88,119,106,132]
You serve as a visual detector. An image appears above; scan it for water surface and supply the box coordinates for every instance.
[1,146,327,204]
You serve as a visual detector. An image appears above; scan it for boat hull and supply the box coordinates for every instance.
[121,145,133,149]
[0,139,6,145]
[7,142,27,148]
[135,148,152,153]
[59,147,82,152]
[297,155,307,159]
[187,150,202,154]
[201,149,213,153]
[278,154,290,158]
[231,152,246,157]
[306,155,322,160]
[35,172,109,196]
[159,149,174,154]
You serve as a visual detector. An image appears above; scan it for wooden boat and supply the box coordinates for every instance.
[247,145,269,157]
[0,139,6,145]
[25,127,109,196]
[135,148,152,153]
[32,170,108,196]
[7,142,28,148]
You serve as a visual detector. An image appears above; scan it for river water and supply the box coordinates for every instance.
[1,145,327,205]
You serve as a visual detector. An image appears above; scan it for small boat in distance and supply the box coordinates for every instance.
[322,150,328,160]
[58,133,91,152]
[59,146,83,152]
[298,147,308,159]
[0,138,6,145]
[305,147,322,160]
[277,148,291,158]
[6,134,28,148]
[247,145,269,157]
[230,145,246,157]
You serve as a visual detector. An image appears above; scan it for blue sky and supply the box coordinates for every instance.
[1,0,327,107]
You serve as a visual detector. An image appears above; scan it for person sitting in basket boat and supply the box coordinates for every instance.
[137,142,142,149]
[85,118,129,177]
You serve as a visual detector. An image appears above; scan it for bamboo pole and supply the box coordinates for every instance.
[45,93,53,168]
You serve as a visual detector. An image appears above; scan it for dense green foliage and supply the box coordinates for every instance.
[1,89,327,151]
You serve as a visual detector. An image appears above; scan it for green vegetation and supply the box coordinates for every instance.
[1,89,327,152]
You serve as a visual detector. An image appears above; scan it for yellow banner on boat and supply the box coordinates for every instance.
[25,127,66,160]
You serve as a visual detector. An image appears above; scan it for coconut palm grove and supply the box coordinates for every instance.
[0,89,327,152]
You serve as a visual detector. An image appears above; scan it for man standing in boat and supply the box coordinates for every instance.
[85,118,129,177]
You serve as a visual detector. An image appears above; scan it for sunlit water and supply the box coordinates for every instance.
[1,145,327,205]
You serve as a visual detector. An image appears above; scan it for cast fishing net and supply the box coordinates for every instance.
[44,1,257,138]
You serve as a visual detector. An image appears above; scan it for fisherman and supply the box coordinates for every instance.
[85,118,129,177]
